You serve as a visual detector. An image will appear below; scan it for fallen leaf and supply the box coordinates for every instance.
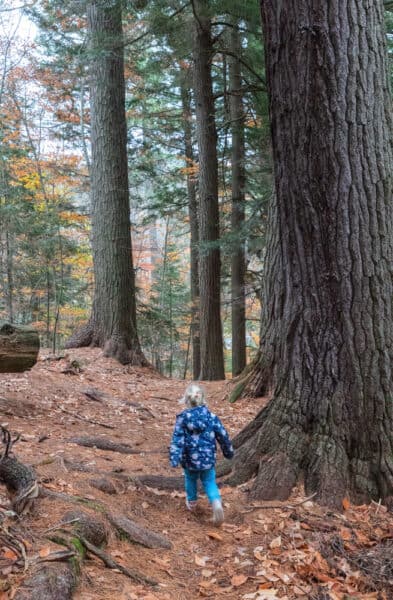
[207,530,223,541]
[342,496,351,510]
[253,548,265,561]
[2,548,18,561]
[195,555,210,567]
[269,536,281,549]
[38,546,51,558]
[231,574,248,587]
[201,569,215,578]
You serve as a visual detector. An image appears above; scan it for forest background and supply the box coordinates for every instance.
[0,0,276,380]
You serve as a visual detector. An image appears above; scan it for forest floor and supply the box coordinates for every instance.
[0,349,392,600]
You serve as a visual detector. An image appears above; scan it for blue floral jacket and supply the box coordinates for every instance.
[170,405,234,471]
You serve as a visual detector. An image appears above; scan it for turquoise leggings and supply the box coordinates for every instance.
[184,468,221,503]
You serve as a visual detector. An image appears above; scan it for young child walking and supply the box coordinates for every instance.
[169,384,234,526]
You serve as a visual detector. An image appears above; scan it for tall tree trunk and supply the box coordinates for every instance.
[180,65,200,380]
[5,231,13,322]
[229,22,246,377]
[228,0,393,508]
[192,0,225,380]
[66,0,145,366]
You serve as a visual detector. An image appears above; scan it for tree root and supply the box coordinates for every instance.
[80,536,157,586]
[0,427,39,514]
[108,513,172,549]
[41,486,172,549]
[68,436,140,454]
[15,508,158,598]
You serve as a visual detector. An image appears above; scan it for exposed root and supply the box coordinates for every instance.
[0,427,39,514]
[64,322,93,349]
[68,436,139,454]
[108,512,172,549]
[80,536,157,586]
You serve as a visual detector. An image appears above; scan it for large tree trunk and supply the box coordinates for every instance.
[0,322,39,372]
[180,65,200,380]
[228,0,393,508]
[65,0,146,366]
[192,0,225,380]
[229,22,246,377]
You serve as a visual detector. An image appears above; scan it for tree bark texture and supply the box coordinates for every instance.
[229,0,393,508]
[193,0,225,380]
[229,22,247,377]
[0,322,39,372]
[66,1,146,366]
[180,66,201,380]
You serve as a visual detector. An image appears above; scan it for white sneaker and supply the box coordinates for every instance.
[212,499,224,526]
[186,499,197,511]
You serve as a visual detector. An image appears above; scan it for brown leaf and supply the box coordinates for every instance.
[269,536,281,549]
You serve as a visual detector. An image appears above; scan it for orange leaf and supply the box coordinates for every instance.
[3,548,18,560]
[342,496,351,510]
[39,546,51,558]
[231,574,248,587]
[207,530,223,541]
[340,527,352,541]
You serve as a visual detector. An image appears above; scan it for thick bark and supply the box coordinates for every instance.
[229,23,247,377]
[193,0,225,380]
[66,1,146,366]
[229,0,393,508]
[180,66,201,380]
[0,322,39,372]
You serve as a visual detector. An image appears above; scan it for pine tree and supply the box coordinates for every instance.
[228,0,393,508]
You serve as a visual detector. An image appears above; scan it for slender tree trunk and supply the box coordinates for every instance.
[5,231,13,322]
[66,0,145,366]
[228,0,393,508]
[229,22,246,377]
[180,65,200,380]
[192,0,225,380]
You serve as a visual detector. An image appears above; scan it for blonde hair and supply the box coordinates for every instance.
[182,383,206,408]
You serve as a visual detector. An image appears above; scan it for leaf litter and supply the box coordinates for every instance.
[0,348,392,599]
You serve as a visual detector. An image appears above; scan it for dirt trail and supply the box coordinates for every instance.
[0,349,391,600]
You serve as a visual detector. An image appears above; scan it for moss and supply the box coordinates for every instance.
[229,381,246,403]
[70,536,86,559]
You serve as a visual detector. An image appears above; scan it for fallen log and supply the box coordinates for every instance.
[0,322,39,373]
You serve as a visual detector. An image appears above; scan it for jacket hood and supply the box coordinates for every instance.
[182,405,211,433]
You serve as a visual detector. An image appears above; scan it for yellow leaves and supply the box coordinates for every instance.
[58,211,88,224]
[10,157,41,192]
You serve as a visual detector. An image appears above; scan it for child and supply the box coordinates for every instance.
[169,383,234,526]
